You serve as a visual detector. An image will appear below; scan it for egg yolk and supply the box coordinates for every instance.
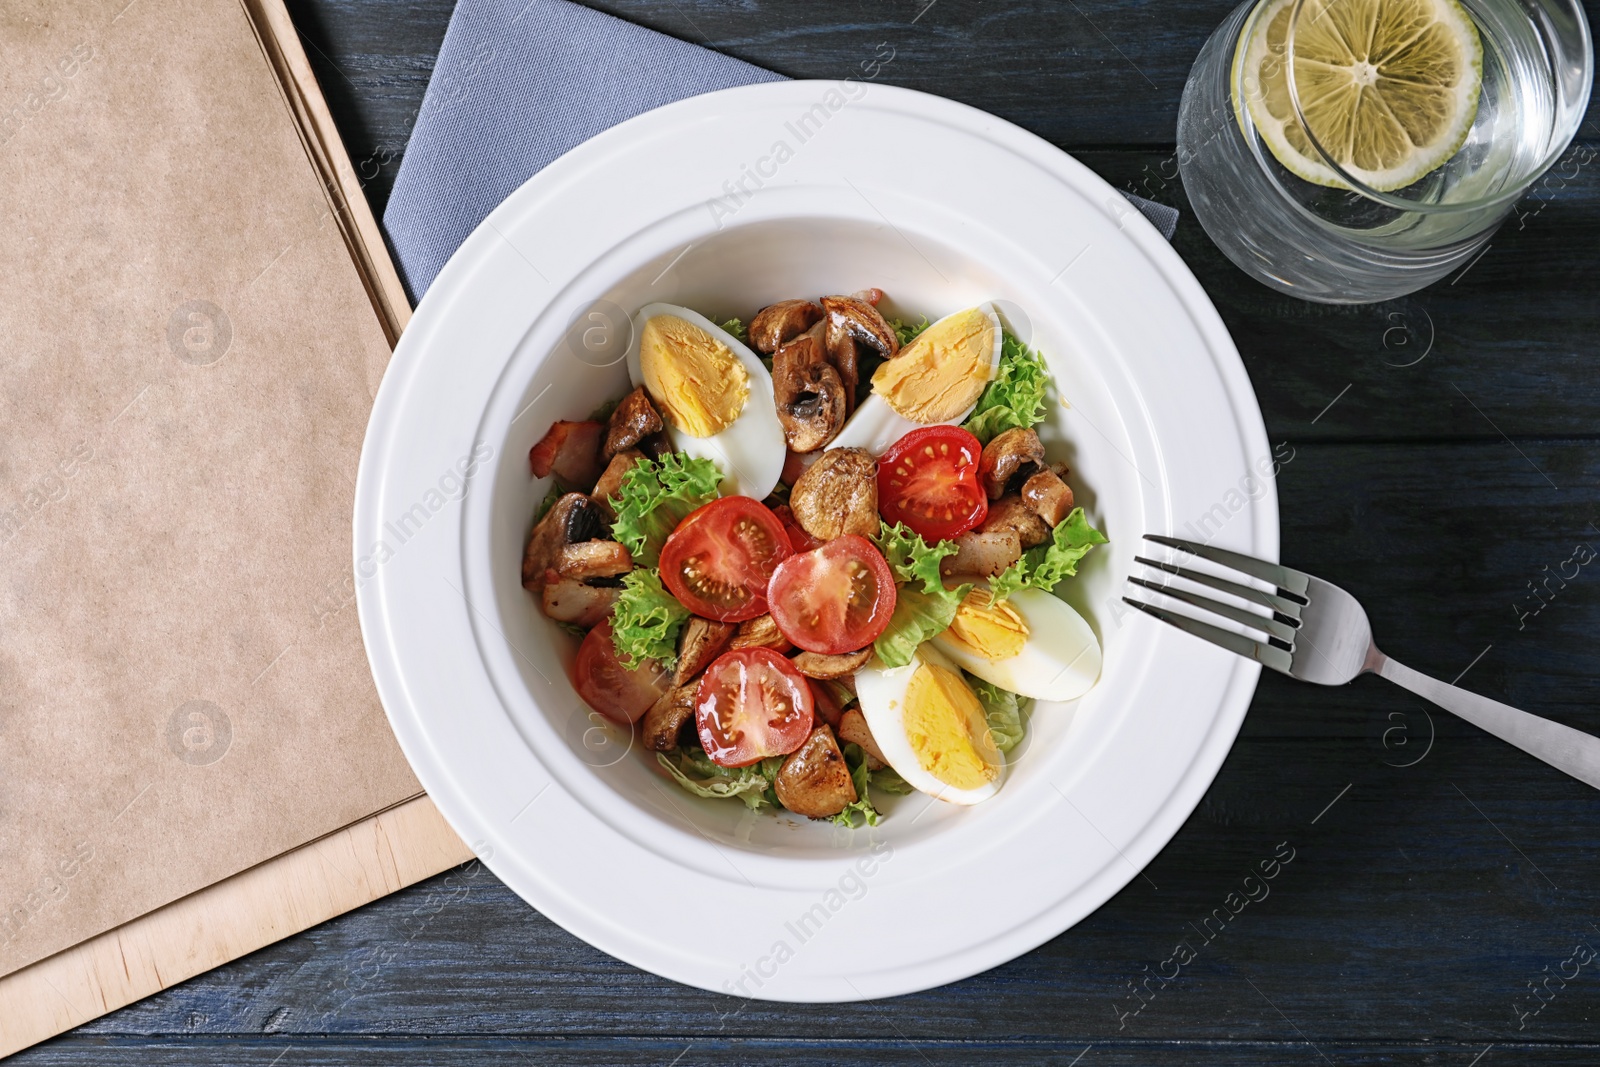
[639,314,749,438]
[871,307,995,423]
[903,662,999,790]
[944,588,1029,661]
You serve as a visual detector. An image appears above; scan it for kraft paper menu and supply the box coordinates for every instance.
[0,0,422,976]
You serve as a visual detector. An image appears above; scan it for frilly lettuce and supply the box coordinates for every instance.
[608,452,722,567]
[988,507,1107,602]
[871,521,972,669]
[962,332,1049,445]
[969,675,1030,754]
[658,745,784,811]
[610,569,688,669]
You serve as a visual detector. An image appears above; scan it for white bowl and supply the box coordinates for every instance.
[355,81,1274,1000]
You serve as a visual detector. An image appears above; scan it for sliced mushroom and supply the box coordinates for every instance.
[522,493,606,591]
[590,447,644,523]
[820,295,898,361]
[789,447,878,540]
[1021,467,1075,527]
[821,295,898,414]
[554,540,633,581]
[791,647,874,679]
[603,386,665,461]
[729,613,790,653]
[641,682,699,752]
[981,494,1052,549]
[673,617,737,687]
[837,708,888,770]
[771,332,847,453]
[774,725,857,818]
[541,578,620,628]
[939,530,1024,579]
[978,427,1047,500]
[528,420,606,492]
[850,287,885,306]
[748,299,823,354]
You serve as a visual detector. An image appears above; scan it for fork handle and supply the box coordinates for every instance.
[1375,653,1600,790]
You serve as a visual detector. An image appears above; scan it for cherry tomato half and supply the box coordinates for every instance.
[877,425,988,542]
[659,496,793,622]
[695,648,815,766]
[573,619,669,724]
[766,535,897,654]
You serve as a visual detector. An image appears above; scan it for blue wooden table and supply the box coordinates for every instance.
[21,0,1600,1062]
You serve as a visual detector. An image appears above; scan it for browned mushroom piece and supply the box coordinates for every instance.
[522,493,607,591]
[673,617,738,687]
[820,295,899,412]
[1020,467,1076,527]
[788,447,878,540]
[774,725,858,818]
[791,647,874,680]
[602,386,665,461]
[641,682,699,752]
[541,578,620,629]
[978,427,1047,500]
[981,494,1052,550]
[554,540,633,581]
[837,707,888,770]
[938,530,1024,579]
[748,299,823,354]
[820,295,899,361]
[771,332,847,453]
[729,613,791,653]
[590,447,644,522]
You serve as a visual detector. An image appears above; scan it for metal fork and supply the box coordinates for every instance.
[1123,534,1600,791]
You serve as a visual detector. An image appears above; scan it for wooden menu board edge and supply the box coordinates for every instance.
[0,794,474,1058]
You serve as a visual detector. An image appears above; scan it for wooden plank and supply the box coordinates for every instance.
[0,796,472,1059]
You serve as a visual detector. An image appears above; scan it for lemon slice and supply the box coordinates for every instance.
[1234,0,1482,191]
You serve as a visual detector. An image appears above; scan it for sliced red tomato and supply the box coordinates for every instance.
[659,497,792,622]
[766,534,897,654]
[771,504,822,554]
[573,619,669,724]
[877,425,988,542]
[695,648,815,766]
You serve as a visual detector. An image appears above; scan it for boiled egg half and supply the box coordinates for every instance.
[830,302,1004,456]
[933,585,1101,702]
[627,303,785,499]
[855,643,1005,805]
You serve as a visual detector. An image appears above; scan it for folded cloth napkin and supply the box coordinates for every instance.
[383,0,1179,302]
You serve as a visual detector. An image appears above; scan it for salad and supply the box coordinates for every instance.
[522,290,1105,825]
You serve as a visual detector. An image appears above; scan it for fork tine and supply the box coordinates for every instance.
[1133,556,1306,617]
[1123,597,1295,674]
[1143,535,1310,599]
[1126,576,1298,644]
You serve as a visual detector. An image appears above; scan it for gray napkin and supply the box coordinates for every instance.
[383,0,1179,302]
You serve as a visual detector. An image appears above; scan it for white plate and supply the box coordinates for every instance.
[355,81,1275,1001]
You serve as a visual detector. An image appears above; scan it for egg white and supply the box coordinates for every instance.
[932,585,1101,702]
[855,644,1005,806]
[627,303,785,500]
[828,301,1004,457]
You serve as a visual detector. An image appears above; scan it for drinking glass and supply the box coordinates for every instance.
[1177,0,1593,303]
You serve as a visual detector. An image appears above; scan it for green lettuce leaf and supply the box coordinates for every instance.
[717,316,748,343]
[988,507,1108,602]
[609,452,722,567]
[832,743,883,828]
[962,332,1049,445]
[657,745,783,811]
[889,316,929,348]
[871,521,972,669]
[968,675,1031,754]
[610,569,689,669]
